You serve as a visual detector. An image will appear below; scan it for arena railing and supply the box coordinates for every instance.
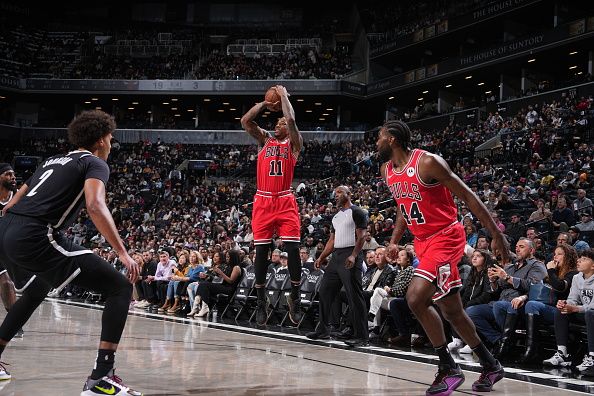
[0,124,365,145]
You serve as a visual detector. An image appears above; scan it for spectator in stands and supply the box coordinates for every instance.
[159,251,189,313]
[505,213,526,248]
[268,249,282,271]
[569,226,591,253]
[148,250,177,308]
[362,247,396,306]
[362,231,380,251]
[577,212,594,232]
[575,189,593,212]
[476,236,491,252]
[135,250,159,309]
[404,243,419,268]
[367,248,414,333]
[528,199,552,223]
[165,250,206,314]
[543,249,594,376]
[450,249,496,354]
[187,251,224,316]
[552,196,575,231]
[300,247,315,271]
[465,224,478,248]
[520,244,578,362]
[466,238,546,357]
[193,249,242,318]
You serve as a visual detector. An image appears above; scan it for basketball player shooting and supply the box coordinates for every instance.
[240,85,304,326]
[376,120,510,396]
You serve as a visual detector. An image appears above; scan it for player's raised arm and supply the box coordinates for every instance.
[276,85,302,156]
[240,102,269,146]
[419,153,510,263]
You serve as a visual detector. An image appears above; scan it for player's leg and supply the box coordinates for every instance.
[406,277,465,396]
[0,273,52,380]
[278,195,302,324]
[436,291,504,392]
[68,253,141,396]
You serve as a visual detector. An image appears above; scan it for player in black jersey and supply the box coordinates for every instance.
[0,164,24,340]
[0,110,142,396]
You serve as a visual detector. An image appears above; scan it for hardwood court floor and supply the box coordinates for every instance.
[0,300,591,395]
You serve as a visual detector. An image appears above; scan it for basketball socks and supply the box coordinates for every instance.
[90,349,115,380]
[254,245,270,300]
[284,242,301,299]
[256,286,266,301]
[471,342,498,368]
[435,344,457,369]
[290,283,300,301]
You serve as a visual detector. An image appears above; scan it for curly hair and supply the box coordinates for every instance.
[554,244,578,279]
[67,110,116,150]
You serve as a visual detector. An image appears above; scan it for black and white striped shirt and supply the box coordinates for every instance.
[332,205,368,248]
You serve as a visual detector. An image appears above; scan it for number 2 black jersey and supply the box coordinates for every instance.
[9,150,109,230]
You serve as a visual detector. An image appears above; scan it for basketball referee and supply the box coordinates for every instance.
[306,185,369,347]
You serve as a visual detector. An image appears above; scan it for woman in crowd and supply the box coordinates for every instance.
[449,249,495,353]
[187,251,225,316]
[465,224,478,248]
[159,251,189,313]
[166,250,206,314]
[192,249,242,318]
[520,244,578,362]
[543,249,594,376]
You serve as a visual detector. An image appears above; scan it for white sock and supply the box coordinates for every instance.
[558,345,568,355]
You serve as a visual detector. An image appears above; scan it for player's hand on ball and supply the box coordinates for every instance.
[275,85,289,97]
[121,253,140,284]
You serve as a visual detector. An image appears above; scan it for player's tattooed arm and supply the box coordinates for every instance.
[276,85,302,156]
[240,102,268,146]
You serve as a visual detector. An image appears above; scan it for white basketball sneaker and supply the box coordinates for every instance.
[0,361,11,381]
[81,369,142,396]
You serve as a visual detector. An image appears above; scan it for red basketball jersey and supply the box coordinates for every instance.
[256,136,297,193]
[384,149,458,240]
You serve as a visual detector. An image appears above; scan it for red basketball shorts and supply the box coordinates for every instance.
[252,191,300,245]
[413,222,465,301]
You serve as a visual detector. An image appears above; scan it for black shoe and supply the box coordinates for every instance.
[367,312,376,322]
[344,338,369,347]
[426,364,465,395]
[306,330,331,340]
[334,326,354,340]
[472,360,504,392]
[255,297,270,326]
[287,294,303,325]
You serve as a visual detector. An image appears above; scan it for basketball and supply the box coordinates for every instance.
[264,87,281,111]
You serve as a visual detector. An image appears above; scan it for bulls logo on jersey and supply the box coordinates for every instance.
[406,167,415,177]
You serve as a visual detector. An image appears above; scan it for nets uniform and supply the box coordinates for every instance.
[252,135,300,245]
[0,191,13,276]
[384,149,465,301]
[0,150,109,289]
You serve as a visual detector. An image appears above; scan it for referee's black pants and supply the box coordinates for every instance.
[318,247,368,340]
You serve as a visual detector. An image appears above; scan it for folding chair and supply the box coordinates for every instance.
[250,267,290,324]
[281,268,325,328]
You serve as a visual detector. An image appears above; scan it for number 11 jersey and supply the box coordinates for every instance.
[384,149,458,240]
[256,136,297,193]
[9,150,109,231]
